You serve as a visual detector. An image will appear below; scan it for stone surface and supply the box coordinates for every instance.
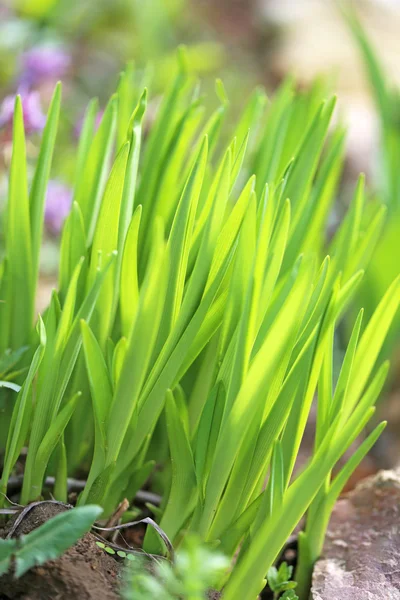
[312,469,400,600]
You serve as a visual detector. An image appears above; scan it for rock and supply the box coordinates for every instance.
[311,469,400,599]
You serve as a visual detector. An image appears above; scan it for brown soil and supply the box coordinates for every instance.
[207,591,222,600]
[119,521,146,548]
[0,501,293,600]
[0,503,120,600]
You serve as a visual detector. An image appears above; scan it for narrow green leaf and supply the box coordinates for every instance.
[106,225,169,465]
[118,89,147,249]
[74,95,118,244]
[31,392,81,499]
[30,83,61,283]
[73,97,99,200]
[120,206,142,337]
[346,275,400,411]
[59,202,87,302]
[0,539,17,576]
[5,95,33,350]
[0,319,46,502]
[88,141,130,345]
[15,506,103,577]
[81,320,113,440]
[157,391,197,544]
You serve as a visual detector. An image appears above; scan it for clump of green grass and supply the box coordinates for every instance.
[0,50,398,599]
[343,4,400,356]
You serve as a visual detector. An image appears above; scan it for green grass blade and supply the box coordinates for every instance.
[106,226,170,466]
[4,96,33,350]
[118,89,147,251]
[30,83,61,285]
[345,275,400,411]
[73,98,99,199]
[30,391,81,499]
[81,320,112,442]
[15,506,102,577]
[0,319,46,503]
[198,262,313,537]
[120,206,142,337]
[74,95,118,245]
[88,141,130,346]
[155,137,208,351]
[155,391,197,546]
[58,202,87,303]
[116,62,136,150]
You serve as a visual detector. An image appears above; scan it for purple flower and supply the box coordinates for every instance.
[45,181,73,235]
[0,90,46,134]
[21,46,71,86]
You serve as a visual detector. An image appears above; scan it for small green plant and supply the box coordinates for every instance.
[95,541,138,560]
[123,535,229,600]
[0,50,398,599]
[0,504,102,577]
[279,593,298,600]
[267,563,298,600]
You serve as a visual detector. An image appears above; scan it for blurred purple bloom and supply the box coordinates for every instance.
[21,46,71,86]
[45,181,73,235]
[0,90,46,134]
[74,109,104,139]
